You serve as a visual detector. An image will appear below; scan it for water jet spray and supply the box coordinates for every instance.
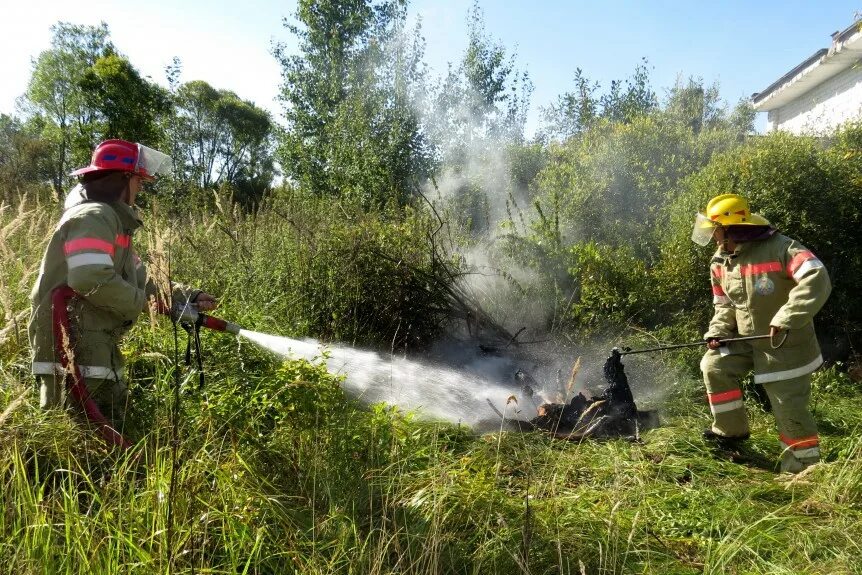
[159,304,531,427]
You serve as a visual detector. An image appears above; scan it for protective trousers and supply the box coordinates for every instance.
[701,346,820,473]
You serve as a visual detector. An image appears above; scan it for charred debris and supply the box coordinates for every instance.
[528,348,659,440]
[476,323,659,441]
[433,275,659,441]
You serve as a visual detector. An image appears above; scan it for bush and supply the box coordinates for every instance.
[161,187,459,351]
[562,241,650,335]
[533,115,741,259]
[495,109,743,341]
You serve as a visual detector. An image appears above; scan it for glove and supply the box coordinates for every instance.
[706,337,724,350]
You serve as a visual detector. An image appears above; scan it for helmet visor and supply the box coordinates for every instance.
[691,213,716,246]
[136,144,172,179]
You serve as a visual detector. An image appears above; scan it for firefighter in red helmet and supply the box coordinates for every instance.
[28,139,216,438]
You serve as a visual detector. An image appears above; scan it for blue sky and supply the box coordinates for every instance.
[2,1,860,134]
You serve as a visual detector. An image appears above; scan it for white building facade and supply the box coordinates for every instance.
[753,21,862,134]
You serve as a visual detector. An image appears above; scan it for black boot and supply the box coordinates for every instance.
[703,428,750,446]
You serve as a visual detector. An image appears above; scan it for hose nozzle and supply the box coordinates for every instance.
[171,301,200,324]
[168,302,241,334]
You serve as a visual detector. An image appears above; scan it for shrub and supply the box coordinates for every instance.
[161,187,459,351]
[562,241,651,335]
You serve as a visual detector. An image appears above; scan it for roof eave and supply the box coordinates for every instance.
[751,22,862,111]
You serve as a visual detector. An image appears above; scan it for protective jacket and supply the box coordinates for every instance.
[705,232,831,383]
[28,200,196,383]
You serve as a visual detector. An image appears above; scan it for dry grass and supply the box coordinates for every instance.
[0,201,51,330]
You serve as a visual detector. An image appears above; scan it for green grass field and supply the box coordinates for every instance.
[2,201,861,574]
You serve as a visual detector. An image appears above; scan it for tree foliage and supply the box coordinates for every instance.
[79,54,171,146]
[275,0,433,207]
[428,2,532,168]
[422,2,534,239]
[541,59,657,142]
[25,22,113,194]
[24,23,172,196]
[503,71,755,337]
[7,9,860,358]
[0,115,54,201]
[170,80,274,206]
[541,68,599,140]
[18,21,275,208]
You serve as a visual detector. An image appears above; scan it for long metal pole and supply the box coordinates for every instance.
[618,334,773,356]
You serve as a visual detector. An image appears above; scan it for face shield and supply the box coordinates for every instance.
[691,213,716,246]
[135,144,172,179]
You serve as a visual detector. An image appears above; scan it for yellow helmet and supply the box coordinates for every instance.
[691,193,771,245]
[704,193,769,227]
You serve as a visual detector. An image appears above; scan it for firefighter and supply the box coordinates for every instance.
[691,193,831,472]
[28,139,217,436]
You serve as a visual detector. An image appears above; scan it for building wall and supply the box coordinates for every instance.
[766,63,862,134]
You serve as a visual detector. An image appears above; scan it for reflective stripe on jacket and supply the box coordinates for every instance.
[704,233,831,383]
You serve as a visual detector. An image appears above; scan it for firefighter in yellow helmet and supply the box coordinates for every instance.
[692,194,831,473]
[28,139,217,440]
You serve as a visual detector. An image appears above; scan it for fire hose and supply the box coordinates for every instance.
[52,286,241,449]
[52,286,131,449]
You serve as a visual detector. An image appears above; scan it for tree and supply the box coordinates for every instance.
[728,99,756,139]
[541,68,599,141]
[421,3,533,236]
[171,80,274,205]
[25,22,112,195]
[79,53,171,146]
[661,78,754,139]
[461,2,530,143]
[541,60,658,142]
[23,22,177,197]
[0,114,54,200]
[494,65,762,337]
[663,76,720,134]
[274,0,434,207]
[600,58,657,122]
[428,2,532,168]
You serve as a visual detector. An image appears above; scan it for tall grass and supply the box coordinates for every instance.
[2,195,861,574]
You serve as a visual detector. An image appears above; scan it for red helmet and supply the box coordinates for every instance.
[71,139,171,180]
